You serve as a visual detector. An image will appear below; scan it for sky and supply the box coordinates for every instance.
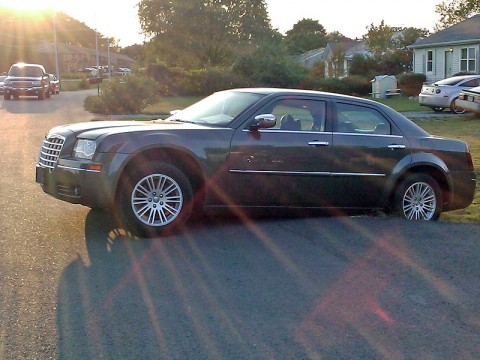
[0,0,443,47]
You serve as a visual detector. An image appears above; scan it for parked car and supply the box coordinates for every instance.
[3,63,50,100]
[0,75,6,95]
[48,74,60,95]
[456,85,480,114]
[35,88,476,236]
[418,75,480,114]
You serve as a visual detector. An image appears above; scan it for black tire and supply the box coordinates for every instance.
[46,89,51,99]
[432,107,444,112]
[450,97,465,114]
[115,161,193,237]
[38,89,45,100]
[394,174,442,221]
[4,93,10,100]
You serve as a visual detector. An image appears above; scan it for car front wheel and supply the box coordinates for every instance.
[395,174,442,221]
[116,162,193,236]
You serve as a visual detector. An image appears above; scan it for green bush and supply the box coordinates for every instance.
[84,75,156,114]
[302,75,371,96]
[398,73,426,96]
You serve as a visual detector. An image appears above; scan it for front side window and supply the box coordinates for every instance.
[461,47,476,72]
[427,50,434,72]
[335,103,391,135]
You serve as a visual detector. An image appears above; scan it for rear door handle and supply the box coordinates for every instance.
[388,144,406,150]
[308,141,329,147]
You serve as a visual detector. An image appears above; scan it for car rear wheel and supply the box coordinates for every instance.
[432,107,444,112]
[395,174,442,221]
[450,97,465,114]
[116,161,193,236]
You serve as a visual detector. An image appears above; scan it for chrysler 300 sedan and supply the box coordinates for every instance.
[36,88,476,236]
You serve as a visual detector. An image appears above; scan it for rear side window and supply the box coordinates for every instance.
[335,103,391,135]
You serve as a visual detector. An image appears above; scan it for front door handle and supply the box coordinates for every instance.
[388,144,406,150]
[308,141,329,147]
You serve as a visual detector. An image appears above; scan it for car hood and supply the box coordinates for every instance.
[49,120,218,139]
[6,76,43,81]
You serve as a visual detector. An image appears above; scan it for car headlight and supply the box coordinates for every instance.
[73,139,97,159]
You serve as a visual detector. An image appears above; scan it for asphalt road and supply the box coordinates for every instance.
[0,91,479,359]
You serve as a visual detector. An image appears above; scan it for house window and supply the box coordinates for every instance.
[426,50,434,72]
[460,47,476,72]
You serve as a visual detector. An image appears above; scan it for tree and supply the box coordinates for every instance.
[363,20,396,58]
[283,18,327,55]
[326,31,352,42]
[137,0,274,68]
[435,0,480,30]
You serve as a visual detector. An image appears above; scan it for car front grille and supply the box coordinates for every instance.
[13,81,33,88]
[38,134,65,169]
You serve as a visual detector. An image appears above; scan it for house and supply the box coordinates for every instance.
[409,14,480,82]
[295,40,370,78]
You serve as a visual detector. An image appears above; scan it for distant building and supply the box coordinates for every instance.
[409,14,480,82]
[295,40,370,78]
[33,42,135,74]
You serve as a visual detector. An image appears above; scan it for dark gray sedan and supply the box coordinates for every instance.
[36,89,476,236]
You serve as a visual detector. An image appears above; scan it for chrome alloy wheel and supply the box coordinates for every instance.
[402,181,437,220]
[131,174,183,226]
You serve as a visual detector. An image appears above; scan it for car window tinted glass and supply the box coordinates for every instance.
[167,91,264,127]
[461,79,480,87]
[435,77,466,86]
[266,99,327,131]
[335,103,391,135]
[9,66,43,77]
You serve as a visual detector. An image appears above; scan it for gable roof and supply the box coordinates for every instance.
[409,14,480,48]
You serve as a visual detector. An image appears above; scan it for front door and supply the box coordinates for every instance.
[229,98,336,207]
[445,50,453,78]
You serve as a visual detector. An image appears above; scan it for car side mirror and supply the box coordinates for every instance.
[250,114,276,130]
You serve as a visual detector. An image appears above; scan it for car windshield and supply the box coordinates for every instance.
[434,77,466,86]
[9,66,43,77]
[166,90,264,127]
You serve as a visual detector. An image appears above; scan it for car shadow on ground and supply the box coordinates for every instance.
[55,209,480,359]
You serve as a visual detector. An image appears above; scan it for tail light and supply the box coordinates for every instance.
[466,146,474,172]
[435,89,441,94]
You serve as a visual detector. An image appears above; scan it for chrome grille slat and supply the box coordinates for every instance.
[38,135,65,169]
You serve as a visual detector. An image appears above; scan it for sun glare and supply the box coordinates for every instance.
[0,0,57,11]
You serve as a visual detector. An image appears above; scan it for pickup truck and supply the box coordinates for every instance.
[3,63,51,100]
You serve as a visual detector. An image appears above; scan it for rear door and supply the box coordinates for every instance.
[330,101,410,208]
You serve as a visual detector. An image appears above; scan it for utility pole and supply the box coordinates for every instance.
[53,12,60,82]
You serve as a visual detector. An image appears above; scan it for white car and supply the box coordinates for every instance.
[456,85,480,114]
[418,75,480,114]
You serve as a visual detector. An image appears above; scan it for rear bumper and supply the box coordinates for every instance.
[419,94,451,108]
[445,171,477,211]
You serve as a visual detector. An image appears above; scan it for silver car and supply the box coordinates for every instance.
[418,75,480,114]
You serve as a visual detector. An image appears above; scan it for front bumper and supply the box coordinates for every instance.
[5,87,44,96]
[456,99,480,113]
[35,153,128,209]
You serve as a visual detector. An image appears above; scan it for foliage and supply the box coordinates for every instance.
[138,0,274,68]
[147,63,252,96]
[301,75,371,96]
[232,46,308,88]
[397,73,426,96]
[84,76,157,114]
[363,20,396,58]
[435,0,480,30]
[284,19,327,55]
[349,54,378,78]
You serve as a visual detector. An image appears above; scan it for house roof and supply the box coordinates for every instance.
[409,14,480,48]
[324,40,369,58]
